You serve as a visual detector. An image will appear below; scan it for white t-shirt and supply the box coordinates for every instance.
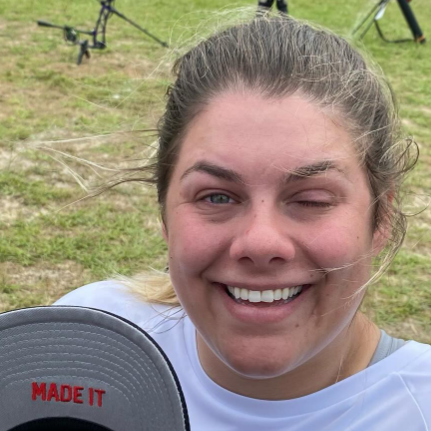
[55,281,431,431]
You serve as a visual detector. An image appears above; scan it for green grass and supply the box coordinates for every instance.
[0,0,430,342]
[0,171,73,205]
[1,203,166,275]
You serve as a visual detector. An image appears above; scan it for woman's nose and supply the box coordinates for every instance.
[229,207,296,269]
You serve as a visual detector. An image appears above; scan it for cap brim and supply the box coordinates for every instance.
[0,306,190,431]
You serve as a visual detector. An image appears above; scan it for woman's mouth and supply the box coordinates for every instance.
[224,284,308,307]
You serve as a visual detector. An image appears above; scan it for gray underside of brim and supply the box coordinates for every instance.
[0,306,188,431]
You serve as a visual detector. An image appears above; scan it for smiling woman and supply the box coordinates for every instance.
[55,15,430,431]
[164,91,383,387]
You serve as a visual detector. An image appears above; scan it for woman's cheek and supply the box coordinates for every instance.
[304,222,371,270]
[169,216,228,274]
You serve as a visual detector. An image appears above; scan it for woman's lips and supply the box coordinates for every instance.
[214,282,313,324]
[225,284,308,307]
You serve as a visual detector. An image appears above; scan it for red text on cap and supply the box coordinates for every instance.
[32,382,106,407]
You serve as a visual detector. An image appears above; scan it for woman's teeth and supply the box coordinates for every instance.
[227,285,303,303]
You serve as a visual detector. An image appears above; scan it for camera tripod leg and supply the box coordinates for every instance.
[397,0,425,43]
[360,17,378,40]
[353,2,381,36]
[109,7,169,48]
[77,40,91,65]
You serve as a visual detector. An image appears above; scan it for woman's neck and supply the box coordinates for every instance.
[197,313,381,401]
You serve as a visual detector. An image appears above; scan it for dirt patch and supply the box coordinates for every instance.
[402,118,416,129]
[51,52,165,81]
[0,261,93,312]
[0,196,50,224]
[0,132,160,226]
[384,319,430,344]
[419,106,431,116]
[0,146,43,171]
[27,133,160,196]
[0,148,18,170]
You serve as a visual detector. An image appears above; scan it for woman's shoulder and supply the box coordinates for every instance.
[54,280,183,332]
[389,340,431,422]
[396,340,431,381]
[54,280,129,305]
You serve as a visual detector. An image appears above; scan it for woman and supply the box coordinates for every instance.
[55,16,430,430]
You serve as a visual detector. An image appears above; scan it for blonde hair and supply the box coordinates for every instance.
[115,270,179,306]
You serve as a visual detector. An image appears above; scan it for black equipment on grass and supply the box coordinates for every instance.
[37,0,169,65]
[353,0,425,44]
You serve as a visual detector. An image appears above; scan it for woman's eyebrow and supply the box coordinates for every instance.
[284,161,347,183]
[180,160,347,184]
[180,161,243,183]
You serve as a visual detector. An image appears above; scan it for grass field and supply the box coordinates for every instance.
[0,0,430,342]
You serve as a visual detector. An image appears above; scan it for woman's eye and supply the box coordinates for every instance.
[203,193,234,204]
[291,190,336,209]
[296,201,333,208]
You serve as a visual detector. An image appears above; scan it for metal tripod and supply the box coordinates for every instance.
[352,0,425,43]
[37,0,169,65]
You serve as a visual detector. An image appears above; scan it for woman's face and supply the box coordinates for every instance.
[163,91,384,381]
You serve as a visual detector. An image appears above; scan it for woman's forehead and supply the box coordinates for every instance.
[176,90,359,177]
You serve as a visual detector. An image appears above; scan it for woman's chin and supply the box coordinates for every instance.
[219,342,300,380]
[230,364,291,380]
